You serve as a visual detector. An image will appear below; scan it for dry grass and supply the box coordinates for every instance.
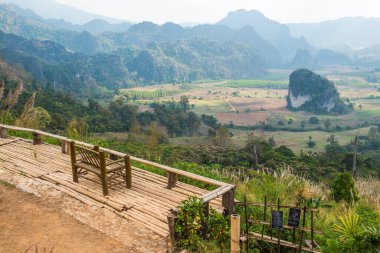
[356,178,380,211]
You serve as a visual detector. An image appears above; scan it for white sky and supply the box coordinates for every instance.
[55,0,380,24]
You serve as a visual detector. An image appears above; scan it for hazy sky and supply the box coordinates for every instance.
[55,0,380,24]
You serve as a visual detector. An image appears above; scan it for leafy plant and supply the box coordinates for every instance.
[175,196,230,252]
[333,212,362,241]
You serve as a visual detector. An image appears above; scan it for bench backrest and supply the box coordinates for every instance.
[75,145,101,168]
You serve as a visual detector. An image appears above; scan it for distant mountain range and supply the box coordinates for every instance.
[288,17,380,49]
[218,9,312,60]
[0,0,379,93]
[0,0,126,24]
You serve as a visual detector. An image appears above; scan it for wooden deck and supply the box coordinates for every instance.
[0,138,224,237]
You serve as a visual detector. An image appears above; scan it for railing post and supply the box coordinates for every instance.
[231,214,241,253]
[32,132,41,145]
[222,188,235,215]
[167,210,178,247]
[69,141,78,183]
[167,172,177,189]
[0,127,7,138]
[124,155,132,189]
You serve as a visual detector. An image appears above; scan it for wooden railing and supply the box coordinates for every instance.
[0,124,235,213]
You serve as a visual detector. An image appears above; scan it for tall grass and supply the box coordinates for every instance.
[356,178,380,211]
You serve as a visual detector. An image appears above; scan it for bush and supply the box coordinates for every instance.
[307,140,316,148]
[309,116,320,124]
[331,173,359,204]
[175,196,230,252]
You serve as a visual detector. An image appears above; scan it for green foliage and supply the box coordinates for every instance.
[309,116,320,124]
[331,173,359,204]
[175,196,230,252]
[307,140,316,148]
[220,80,288,89]
[333,212,363,241]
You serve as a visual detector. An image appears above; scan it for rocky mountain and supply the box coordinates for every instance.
[217,9,313,60]
[112,22,283,67]
[286,69,352,115]
[288,17,380,49]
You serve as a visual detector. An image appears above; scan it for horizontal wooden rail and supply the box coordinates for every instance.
[248,220,323,234]
[0,124,232,189]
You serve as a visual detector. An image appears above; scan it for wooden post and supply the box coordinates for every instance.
[244,195,249,252]
[202,202,210,237]
[32,132,41,145]
[167,172,177,189]
[222,188,235,215]
[124,155,132,189]
[167,212,178,246]
[298,206,307,253]
[69,141,78,183]
[61,140,69,154]
[231,214,241,253]
[311,210,314,250]
[261,195,267,240]
[0,127,7,138]
[94,145,100,152]
[99,151,109,196]
[277,197,281,253]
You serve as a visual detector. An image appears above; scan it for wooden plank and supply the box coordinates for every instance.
[248,232,322,253]
[202,185,234,203]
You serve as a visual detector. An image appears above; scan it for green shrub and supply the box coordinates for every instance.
[331,173,359,204]
[175,196,230,252]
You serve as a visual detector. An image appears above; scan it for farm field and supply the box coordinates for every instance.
[119,67,380,152]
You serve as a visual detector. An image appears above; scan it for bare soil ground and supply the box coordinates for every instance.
[0,183,133,253]
[0,167,169,253]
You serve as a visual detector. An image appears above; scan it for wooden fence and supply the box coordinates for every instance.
[236,196,322,253]
[0,124,235,241]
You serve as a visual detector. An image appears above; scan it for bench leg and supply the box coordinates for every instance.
[99,152,109,196]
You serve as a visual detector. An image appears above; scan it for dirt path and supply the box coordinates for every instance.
[0,182,134,253]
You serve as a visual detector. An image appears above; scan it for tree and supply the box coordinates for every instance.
[307,140,316,148]
[309,116,319,124]
[327,134,337,145]
[268,136,276,147]
[324,119,331,130]
[368,127,378,140]
[331,173,359,203]
[179,96,190,111]
[213,126,231,147]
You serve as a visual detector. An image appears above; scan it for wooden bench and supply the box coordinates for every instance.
[69,141,132,195]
